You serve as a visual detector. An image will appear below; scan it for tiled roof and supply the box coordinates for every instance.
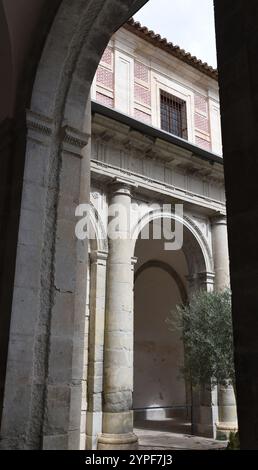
[124,18,218,81]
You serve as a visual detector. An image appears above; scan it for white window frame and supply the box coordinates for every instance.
[151,72,195,143]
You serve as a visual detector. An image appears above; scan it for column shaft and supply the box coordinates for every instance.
[212,216,230,291]
[211,215,237,439]
[98,182,137,450]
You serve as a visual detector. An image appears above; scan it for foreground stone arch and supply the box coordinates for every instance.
[0,0,147,450]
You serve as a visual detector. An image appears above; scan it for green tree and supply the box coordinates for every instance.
[167,289,235,389]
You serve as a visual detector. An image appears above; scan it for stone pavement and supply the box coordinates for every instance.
[135,420,227,450]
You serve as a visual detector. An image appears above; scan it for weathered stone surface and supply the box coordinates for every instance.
[211,216,237,433]
[98,431,138,450]
[0,0,148,451]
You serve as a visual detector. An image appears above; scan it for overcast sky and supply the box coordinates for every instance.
[134,0,217,68]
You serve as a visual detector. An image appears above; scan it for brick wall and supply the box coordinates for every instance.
[134,83,151,106]
[134,108,151,124]
[134,61,152,123]
[94,41,218,155]
[95,46,114,108]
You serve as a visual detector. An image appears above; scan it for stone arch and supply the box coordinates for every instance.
[135,259,188,303]
[88,202,108,253]
[0,0,148,450]
[131,208,214,275]
[30,0,148,134]
[133,249,190,425]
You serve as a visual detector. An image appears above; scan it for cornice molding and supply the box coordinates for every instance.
[26,111,90,155]
[61,125,90,154]
[26,109,54,137]
[91,159,226,215]
[92,112,224,184]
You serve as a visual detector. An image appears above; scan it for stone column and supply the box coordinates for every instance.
[211,215,238,439]
[98,181,137,450]
[86,250,108,450]
[212,216,230,290]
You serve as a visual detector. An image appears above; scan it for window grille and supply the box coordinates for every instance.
[160,90,188,140]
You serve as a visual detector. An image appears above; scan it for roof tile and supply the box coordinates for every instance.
[124,18,218,81]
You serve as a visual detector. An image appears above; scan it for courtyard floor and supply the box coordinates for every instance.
[135,419,227,450]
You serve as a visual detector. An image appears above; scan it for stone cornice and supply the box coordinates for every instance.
[91,159,226,216]
[26,110,90,155]
[61,125,90,154]
[92,111,224,184]
[26,109,54,137]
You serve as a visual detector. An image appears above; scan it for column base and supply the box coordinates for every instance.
[97,432,138,450]
[216,422,238,440]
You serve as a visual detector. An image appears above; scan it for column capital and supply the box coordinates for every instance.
[198,271,215,290]
[186,272,215,293]
[109,178,137,198]
[211,213,227,227]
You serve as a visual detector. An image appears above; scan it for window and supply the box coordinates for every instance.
[160,90,188,140]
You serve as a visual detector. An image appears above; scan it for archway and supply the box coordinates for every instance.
[134,259,189,433]
[0,0,148,451]
[132,214,214,436]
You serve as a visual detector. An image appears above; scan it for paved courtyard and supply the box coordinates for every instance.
[135,419,227,450]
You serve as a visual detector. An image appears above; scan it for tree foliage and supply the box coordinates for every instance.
[167,289,235,389]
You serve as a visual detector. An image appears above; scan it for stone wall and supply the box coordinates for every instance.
[0,0,148,450]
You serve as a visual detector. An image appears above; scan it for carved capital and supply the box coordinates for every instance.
[26,109,54,141]
[61,125,90,156]
[109,177,138,198]
[211,213,227,227]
